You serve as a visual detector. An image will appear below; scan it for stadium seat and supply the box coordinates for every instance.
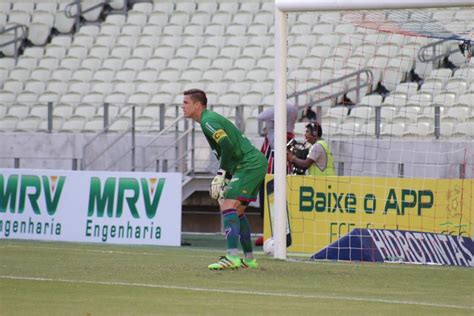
[109,83,134,99]
[455,93,474,107]
[100,57,123,71]
[78,57,102,71]
[75,103,97,119]
[224,68,246,82]
[0,57,16,72]
[381,123,405,137]
[0,2,11,15]
[29,67,51,82]
[8,10,31,25]
[95,34,117,49]
[189,57,212,70]
[427,68,452,85]
[9,68,30,82]
[440,122,455,137]
[403,122,433,137]
[451,122,474,138]
[417,107,441,125]
[16,56,38,70]
[82,92,105,105]
[394,82,418,97]
[406,92,432,108]
[334,122,361,137]
[357,95,383,107]
[441,107,469,123]
[104,13,126,25]
[352,44,376,58]
[356,122,379,138]
[166,57,189,71]
[445,78,467,96]
[127,11,148,27]
[190,12,212,26]
[0,115,19,132]
[379,106,398,123]
[90,81,113,95]
[54,102,76,119]
[27,22,51,45]
[38,92,60,104]
[366,56,389,83]
[7,103,30,119]
[135,69,159,82]
[104,93,127,108]
[0,104,7,117]
[453,66,474,81]
[113,69,135,83]
[218,92,240,106]
[420,80,444,96]
[15,115,41,132]
[431,92,456,108]
[15,91,37,104]
[85,46,109,61]
[345,106,374,124]
[60,57,81,70]
[148,11,169,27]
[0,90,15,104]
[323,106,349,124]
[29,104,48,119]
[59,115,87,133]
[393,106,420,124]
[23,47,45,59]
[210,58,233,71]
[127,92,150,106]
[38,56,60,69]
[82,116,105,133]
[97,104,120,121]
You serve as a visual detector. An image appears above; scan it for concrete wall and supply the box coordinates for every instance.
[0,132,472,179]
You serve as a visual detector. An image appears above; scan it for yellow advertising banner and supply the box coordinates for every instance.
[263,175,473,254]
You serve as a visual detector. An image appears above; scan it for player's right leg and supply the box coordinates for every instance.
[208,255,242,270]
[208,199,242,270]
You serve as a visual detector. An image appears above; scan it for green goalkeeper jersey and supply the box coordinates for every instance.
[200,109,266,175]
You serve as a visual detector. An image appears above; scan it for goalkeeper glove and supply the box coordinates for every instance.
[210,169,227,200]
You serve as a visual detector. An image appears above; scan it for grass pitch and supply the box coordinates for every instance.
[0,234,472,316]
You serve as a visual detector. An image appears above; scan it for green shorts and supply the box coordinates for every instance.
[224,162,268,203]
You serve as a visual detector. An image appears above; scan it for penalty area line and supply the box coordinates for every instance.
[1,275,472,310]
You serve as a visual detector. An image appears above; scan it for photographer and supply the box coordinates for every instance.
[287,122,336,176]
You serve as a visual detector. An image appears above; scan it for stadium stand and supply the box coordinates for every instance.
[0,0,472,143]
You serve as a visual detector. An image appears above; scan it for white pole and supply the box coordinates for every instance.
[273,7,287,260]
[275,0,474,11]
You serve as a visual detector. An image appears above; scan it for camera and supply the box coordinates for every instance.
[287,139,310,175]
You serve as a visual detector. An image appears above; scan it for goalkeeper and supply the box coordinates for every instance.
[182,89,268,270]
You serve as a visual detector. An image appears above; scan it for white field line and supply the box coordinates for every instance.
[1,243,467,271]
[0,243,222,257]
[0,275,472,311]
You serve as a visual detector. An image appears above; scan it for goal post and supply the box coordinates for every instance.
[273,0,474,260]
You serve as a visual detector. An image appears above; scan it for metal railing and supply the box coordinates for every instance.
[137,115,195,175]
[418,38,462,65]
[289,68,374,109]
[65,0,124,31]
[81,103,193,173]
[0,24,27,60]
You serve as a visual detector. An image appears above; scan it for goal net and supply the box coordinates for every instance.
[268,0,474,264]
